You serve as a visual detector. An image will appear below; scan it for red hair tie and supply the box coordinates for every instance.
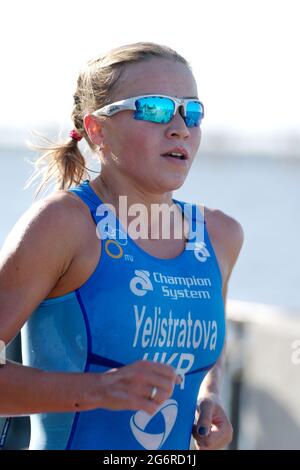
[69,130,83,142]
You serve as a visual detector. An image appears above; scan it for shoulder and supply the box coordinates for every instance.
[201,205,244,284]
[1,189,92,258]
[28,189,90,225]
[24,189,90,230]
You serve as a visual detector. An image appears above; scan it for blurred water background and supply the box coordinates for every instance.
[0,134,299,312]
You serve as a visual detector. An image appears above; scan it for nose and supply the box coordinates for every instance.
[165,107,191,139]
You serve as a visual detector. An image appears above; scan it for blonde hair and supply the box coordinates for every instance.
[28,42,190,195]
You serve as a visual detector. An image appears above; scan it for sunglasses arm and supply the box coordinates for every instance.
[92,98,136,117]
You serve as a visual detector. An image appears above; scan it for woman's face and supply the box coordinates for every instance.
[99,58,202,194]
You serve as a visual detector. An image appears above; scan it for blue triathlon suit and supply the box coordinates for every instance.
[21,180,225,450]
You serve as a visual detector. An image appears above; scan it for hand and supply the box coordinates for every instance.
[95,360,182,415]
[192,392,233,450]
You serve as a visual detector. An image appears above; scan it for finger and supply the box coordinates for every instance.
[143,361,182,392]
[196,400,214,436]
[192,423,232,450]
[175,374,183,385]
[128,395,160,416]
[202,422,233,449]
[192,423,211,442]
[146,361,179,382]
[146,374,181,396]
[121,361,176,389]
[192,424,216,450]
[145,384,173,404]
[146,379,175,399]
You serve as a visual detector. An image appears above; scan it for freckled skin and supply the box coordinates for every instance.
[96,58,202,196]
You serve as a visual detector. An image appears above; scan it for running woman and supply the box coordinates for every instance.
[0,42,243,450]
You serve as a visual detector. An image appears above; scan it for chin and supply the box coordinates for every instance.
[155,176,188,193]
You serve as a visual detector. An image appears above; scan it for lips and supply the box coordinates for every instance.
[161,147,189,160]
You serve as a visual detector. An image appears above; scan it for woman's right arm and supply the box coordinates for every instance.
[0,193,180,416]
[0,192,93,415]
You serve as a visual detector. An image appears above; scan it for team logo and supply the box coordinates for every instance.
[104,226,128,259]
[130,270,153,296]
[130,399,178,450]
[105,225,128,246]
[194,241,211,263]
[105,240,123,259]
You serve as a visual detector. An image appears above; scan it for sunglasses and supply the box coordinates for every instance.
[91,94,204,128]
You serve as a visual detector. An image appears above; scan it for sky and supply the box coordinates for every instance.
[1,0,300,142]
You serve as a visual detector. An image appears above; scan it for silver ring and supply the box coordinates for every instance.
[150,386,158,400]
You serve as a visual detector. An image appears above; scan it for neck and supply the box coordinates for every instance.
[91,172,174,210]
[90,172,186,242]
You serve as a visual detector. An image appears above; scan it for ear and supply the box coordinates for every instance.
[84,114,104,146]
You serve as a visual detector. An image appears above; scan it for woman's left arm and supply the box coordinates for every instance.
[192,213,244,450]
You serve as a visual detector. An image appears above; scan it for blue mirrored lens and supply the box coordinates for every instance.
[185,101,204,127]
[134,96,204,127]
[134,96,174,123]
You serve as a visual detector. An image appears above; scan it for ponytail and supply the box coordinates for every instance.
[26,132,89,196]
